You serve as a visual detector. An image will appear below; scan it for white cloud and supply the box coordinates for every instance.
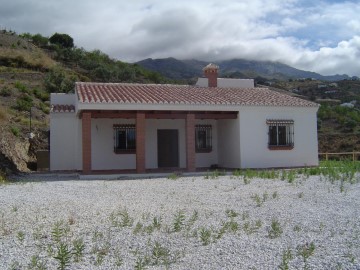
[0,0,359,76]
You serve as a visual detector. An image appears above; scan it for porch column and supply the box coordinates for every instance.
[82,112,92,174]
[186,113,196,172]
[136,112,146,173]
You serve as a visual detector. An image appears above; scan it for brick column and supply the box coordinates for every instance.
[136,112,146,173]
[186,113,196,172]
[82,112,92,174]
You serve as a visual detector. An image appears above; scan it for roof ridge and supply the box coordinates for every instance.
[75,83,319,107]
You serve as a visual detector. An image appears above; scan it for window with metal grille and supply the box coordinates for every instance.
[195,125,212,152]
[113,125,136,153]
[267,120,294,149]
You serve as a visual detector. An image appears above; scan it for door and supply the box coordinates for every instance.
[157,129,179,168]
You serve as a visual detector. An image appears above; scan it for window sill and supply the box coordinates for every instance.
[114,149,136,154]
[196,148,212,153]
[268,145,294,150]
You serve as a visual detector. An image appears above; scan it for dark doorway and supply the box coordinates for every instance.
[157,129,179,168]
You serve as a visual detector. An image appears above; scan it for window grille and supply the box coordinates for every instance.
[195,125,212,152]
[113,125,136,152]
[266,120,294,149]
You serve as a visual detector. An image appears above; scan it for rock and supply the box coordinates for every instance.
[0,127,30,172]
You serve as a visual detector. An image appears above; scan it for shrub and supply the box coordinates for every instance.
[10,126,20,137]
[14,81,28,93]
[39,102,50,114]
[0,86,11,97]
[33,88,50,101]
[16,94,33,111]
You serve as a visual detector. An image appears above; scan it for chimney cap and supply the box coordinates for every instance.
[203,63,219,72]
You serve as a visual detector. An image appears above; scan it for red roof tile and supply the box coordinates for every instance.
[76,82,318,107]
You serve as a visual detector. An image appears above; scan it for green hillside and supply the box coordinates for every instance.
[0,30,169,173]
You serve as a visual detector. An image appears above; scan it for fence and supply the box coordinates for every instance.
[319,152,360,161]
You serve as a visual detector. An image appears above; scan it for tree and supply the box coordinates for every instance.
[32,34,49,47]
[49,33,74,48]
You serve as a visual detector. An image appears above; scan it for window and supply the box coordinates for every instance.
[195,125,212,152]
[267,120,294,150]
[114,125,136,153]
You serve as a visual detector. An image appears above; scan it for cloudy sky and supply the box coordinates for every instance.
[1,0,360,76]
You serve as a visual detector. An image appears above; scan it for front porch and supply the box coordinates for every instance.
[80,110,239,174]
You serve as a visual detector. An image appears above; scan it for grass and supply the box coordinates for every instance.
[268,218,283,238]
[0,47,56,70]
[167,173,179,180]
[0,106,7,121]
[10,126,20,137]
[199,227,212,245]
[205,169,225,179]
[0,170,8,184]
[279,248,293,270]
[297,242,316,269]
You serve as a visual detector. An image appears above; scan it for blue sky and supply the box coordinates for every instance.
[0,0,359,76]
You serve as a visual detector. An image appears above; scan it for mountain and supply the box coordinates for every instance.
[136,58,351,81]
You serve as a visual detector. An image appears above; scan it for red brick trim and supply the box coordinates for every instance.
[186,114,196,172]
[82,112,92,174]
[136,112,146,173]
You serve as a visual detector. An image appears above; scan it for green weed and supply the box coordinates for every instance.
[16,230,25,243]
[199,227,212,245]
[225,209,238,218]
[297,242,315,269]
[268,218,283,238]
[54,242,72,270]
[28,254,46,270]
[134,256,147,270]
[72,238,85,262]
[279,248,293,270]
[173,210,186,232]
[167,173,179,180]
[151,241,171,265]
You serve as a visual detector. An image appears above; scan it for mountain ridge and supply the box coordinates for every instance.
[136,57,352,82]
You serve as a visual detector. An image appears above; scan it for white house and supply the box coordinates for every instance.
[50,64,319,174]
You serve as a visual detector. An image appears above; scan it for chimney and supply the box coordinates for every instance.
[203,63,219,87]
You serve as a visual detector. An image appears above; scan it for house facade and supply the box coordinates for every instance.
[50,64,319,174]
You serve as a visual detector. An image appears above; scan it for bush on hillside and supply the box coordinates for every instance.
[49,33,74,48]
[16,94,33,111]
[44,67,77,93]
[0,86,11,97]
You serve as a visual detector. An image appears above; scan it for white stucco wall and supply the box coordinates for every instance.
[89,118,220,170]
[195,119,218,168]
[196,78,254,88]
[50,93,76,105]
[91,119,136,170]
[238,106,319,168]
[217,118,241,168]
[50,113,81,170]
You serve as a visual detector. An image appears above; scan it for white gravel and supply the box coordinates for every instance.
[0,174,360,269]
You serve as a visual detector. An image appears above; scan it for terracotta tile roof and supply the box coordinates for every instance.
[76,82,318,107]
[51,104,75,113]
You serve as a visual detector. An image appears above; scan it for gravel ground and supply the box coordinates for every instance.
[0,174,360,270]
